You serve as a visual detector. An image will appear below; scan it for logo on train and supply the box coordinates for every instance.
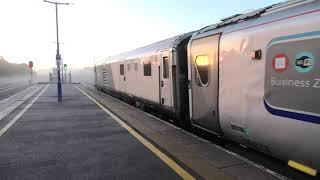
[272,54,289,73]
[295,51,314,73]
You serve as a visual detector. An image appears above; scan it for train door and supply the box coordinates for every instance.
[119,63,126,92]
[189,34,222,134]
[159,53,172,107]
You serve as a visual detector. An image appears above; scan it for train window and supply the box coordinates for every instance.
[163,57,169,78]
[143,61,151,76]
[134,63,138,71]
[195,55,209,86]
[127,63,130,71]
[120,64,124,75]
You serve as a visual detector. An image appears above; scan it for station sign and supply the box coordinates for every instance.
[56,54,61,65]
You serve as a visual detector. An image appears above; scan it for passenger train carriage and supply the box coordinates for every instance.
[95,32,193,124]
[94,0,320,176]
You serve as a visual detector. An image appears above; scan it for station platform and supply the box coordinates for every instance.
[0,84,285,180]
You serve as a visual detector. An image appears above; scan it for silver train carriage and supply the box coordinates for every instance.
[94,32,194,125]
[95,0,320,175]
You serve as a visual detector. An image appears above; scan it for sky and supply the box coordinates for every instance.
[0,0,283,72]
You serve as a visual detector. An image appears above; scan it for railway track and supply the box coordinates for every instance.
[0,82,30,101]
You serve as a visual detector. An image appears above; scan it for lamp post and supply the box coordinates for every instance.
[43,0,69,102]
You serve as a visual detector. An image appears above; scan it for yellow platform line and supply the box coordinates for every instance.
[288,160,317,177]
[75,85,196,180]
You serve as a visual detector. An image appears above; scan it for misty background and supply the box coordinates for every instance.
[0,0,282,85]
[0,56,94,85]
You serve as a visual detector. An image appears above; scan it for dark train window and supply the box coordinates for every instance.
[120,64,124,75]
[127,63,130,71]
[163,57,169,78]
[134,63,138,71]
[143,61,151,76]
[195,55,209,86]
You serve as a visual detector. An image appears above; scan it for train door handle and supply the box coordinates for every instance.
[161,81,164,87]
[124,77,126,81]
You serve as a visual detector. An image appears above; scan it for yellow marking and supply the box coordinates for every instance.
[288,160,317,177]
[75,85,196,180]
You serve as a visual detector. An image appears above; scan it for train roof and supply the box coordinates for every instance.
[100,31,195,64]
[193,0,317,39]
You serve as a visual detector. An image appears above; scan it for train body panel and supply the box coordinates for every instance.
[188,0,320,170]
[122,56,161,103]
[99,55,162,104]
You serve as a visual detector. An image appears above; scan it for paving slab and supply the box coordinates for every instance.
[0,84,182,180]
[184,142,244,169]
[223,164,278,180]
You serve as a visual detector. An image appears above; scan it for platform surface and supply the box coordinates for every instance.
[0,83,288,180]
[79,84,284,180]
[0,84,182,180]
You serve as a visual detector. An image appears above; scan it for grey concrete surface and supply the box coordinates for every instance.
[79,84,282,180]
[0,82,30,101]
[0,84,181,180]
[0,85,42,121]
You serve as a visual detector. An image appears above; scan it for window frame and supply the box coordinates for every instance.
[162,56,169,79]
[194,54,210,87]
[120,64,124,76]
[143,61,152,76]
[134,62,138,71]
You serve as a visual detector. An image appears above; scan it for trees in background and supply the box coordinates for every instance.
[0,56,30,77]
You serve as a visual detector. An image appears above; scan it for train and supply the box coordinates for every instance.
[94,0,320,176]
